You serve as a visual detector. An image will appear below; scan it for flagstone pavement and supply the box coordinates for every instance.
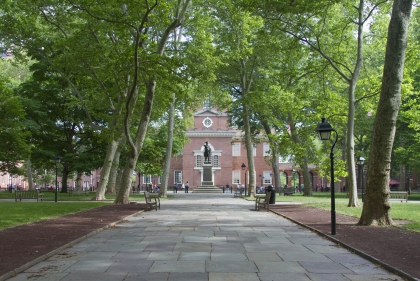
[5,194,407,281]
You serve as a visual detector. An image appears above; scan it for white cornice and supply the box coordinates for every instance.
[185,131,237,137]
[195,109,228,116]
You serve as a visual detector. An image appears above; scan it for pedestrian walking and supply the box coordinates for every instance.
[185,181,189,193]
[174,183,178,193]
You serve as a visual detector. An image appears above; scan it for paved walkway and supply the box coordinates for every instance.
[7,194,404,281]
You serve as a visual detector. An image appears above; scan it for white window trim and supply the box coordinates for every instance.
[263,143,271,156]
[232,171,240,184]
[213,155,219,167]
[232,143,241,156]
[174,171,182,184]
[263,171,272,184]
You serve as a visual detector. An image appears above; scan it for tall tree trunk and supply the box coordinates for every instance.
[399,165,405,191]
[346,79,359,207]
[302,157,312,196]
[115,79,155,204]
[26,159,34,191]
[243,105,256,197]
[114,1,191,204]
[359,0,412,226]
[261,121,280,194]
[115,149,138,204]
[61,164,69,193]
[160,93,175,198]
[93,138,120,200]
[75,172,82,191]
[346,0,366,207]
[106,143,123,195]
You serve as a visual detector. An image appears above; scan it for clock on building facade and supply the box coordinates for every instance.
[202,117,213,128]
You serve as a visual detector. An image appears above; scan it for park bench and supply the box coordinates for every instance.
[389,191,408,202]
[15,190,44,202]
[68,189,89,196]
[279,186,295,195]
[149,193,161,209]
[144,191,159,211]
[255,191,271,211]
[233,187,243,198]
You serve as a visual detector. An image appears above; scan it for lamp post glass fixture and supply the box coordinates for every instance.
[54,155,61,202]
[316,118,338,235]
[241,163,247,196]
[356,156,365,202]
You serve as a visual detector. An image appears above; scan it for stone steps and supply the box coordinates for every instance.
[192,186,222,193]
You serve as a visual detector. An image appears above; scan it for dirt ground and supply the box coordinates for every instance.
[1,203,419,280]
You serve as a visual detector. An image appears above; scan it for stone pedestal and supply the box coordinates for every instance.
[202,164,213,186]
[192,164,222,193]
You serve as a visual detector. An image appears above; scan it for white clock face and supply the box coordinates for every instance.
[203,117,213,128]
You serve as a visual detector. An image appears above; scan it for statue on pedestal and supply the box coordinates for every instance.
[204,141,212,164]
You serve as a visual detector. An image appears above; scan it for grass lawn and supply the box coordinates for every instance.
[0,191,172,201]
[0,191,172,230]
[274,192,420,232]
[0,202,109,229]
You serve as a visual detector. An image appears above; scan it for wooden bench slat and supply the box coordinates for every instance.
[15,191,43,202]
[279,187,295,195]
[68,190,89,196]
[390,191,408,202]
[233,188,243,198]
[255,191,271,211]
[144,192,159,211]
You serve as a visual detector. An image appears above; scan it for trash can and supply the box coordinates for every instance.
[266,185,276,204]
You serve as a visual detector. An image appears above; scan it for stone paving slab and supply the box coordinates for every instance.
[6,194,405,281]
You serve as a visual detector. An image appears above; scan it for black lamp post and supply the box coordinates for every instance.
[241,163,247,196]
[54,155,61,202]
[138,172,141,191]
[9,174,12,192]
[407,170,412,195]
[356,156,365,202]
[316,117,338,235]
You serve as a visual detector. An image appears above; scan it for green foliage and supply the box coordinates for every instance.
[0,76,30,172]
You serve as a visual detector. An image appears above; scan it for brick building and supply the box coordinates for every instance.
[159,105,321,191]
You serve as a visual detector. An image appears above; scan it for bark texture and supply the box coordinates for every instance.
[106,143,123,195]
[359,0,412,225]
[160,94,175,198]
[94,138,119,200]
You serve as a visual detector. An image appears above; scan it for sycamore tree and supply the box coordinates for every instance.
[1,0,195,203]
[359,0,413,226]
[390,6,420,189]
[253,0,389,207]
[251,28,348,196]
[1,1,129,197]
